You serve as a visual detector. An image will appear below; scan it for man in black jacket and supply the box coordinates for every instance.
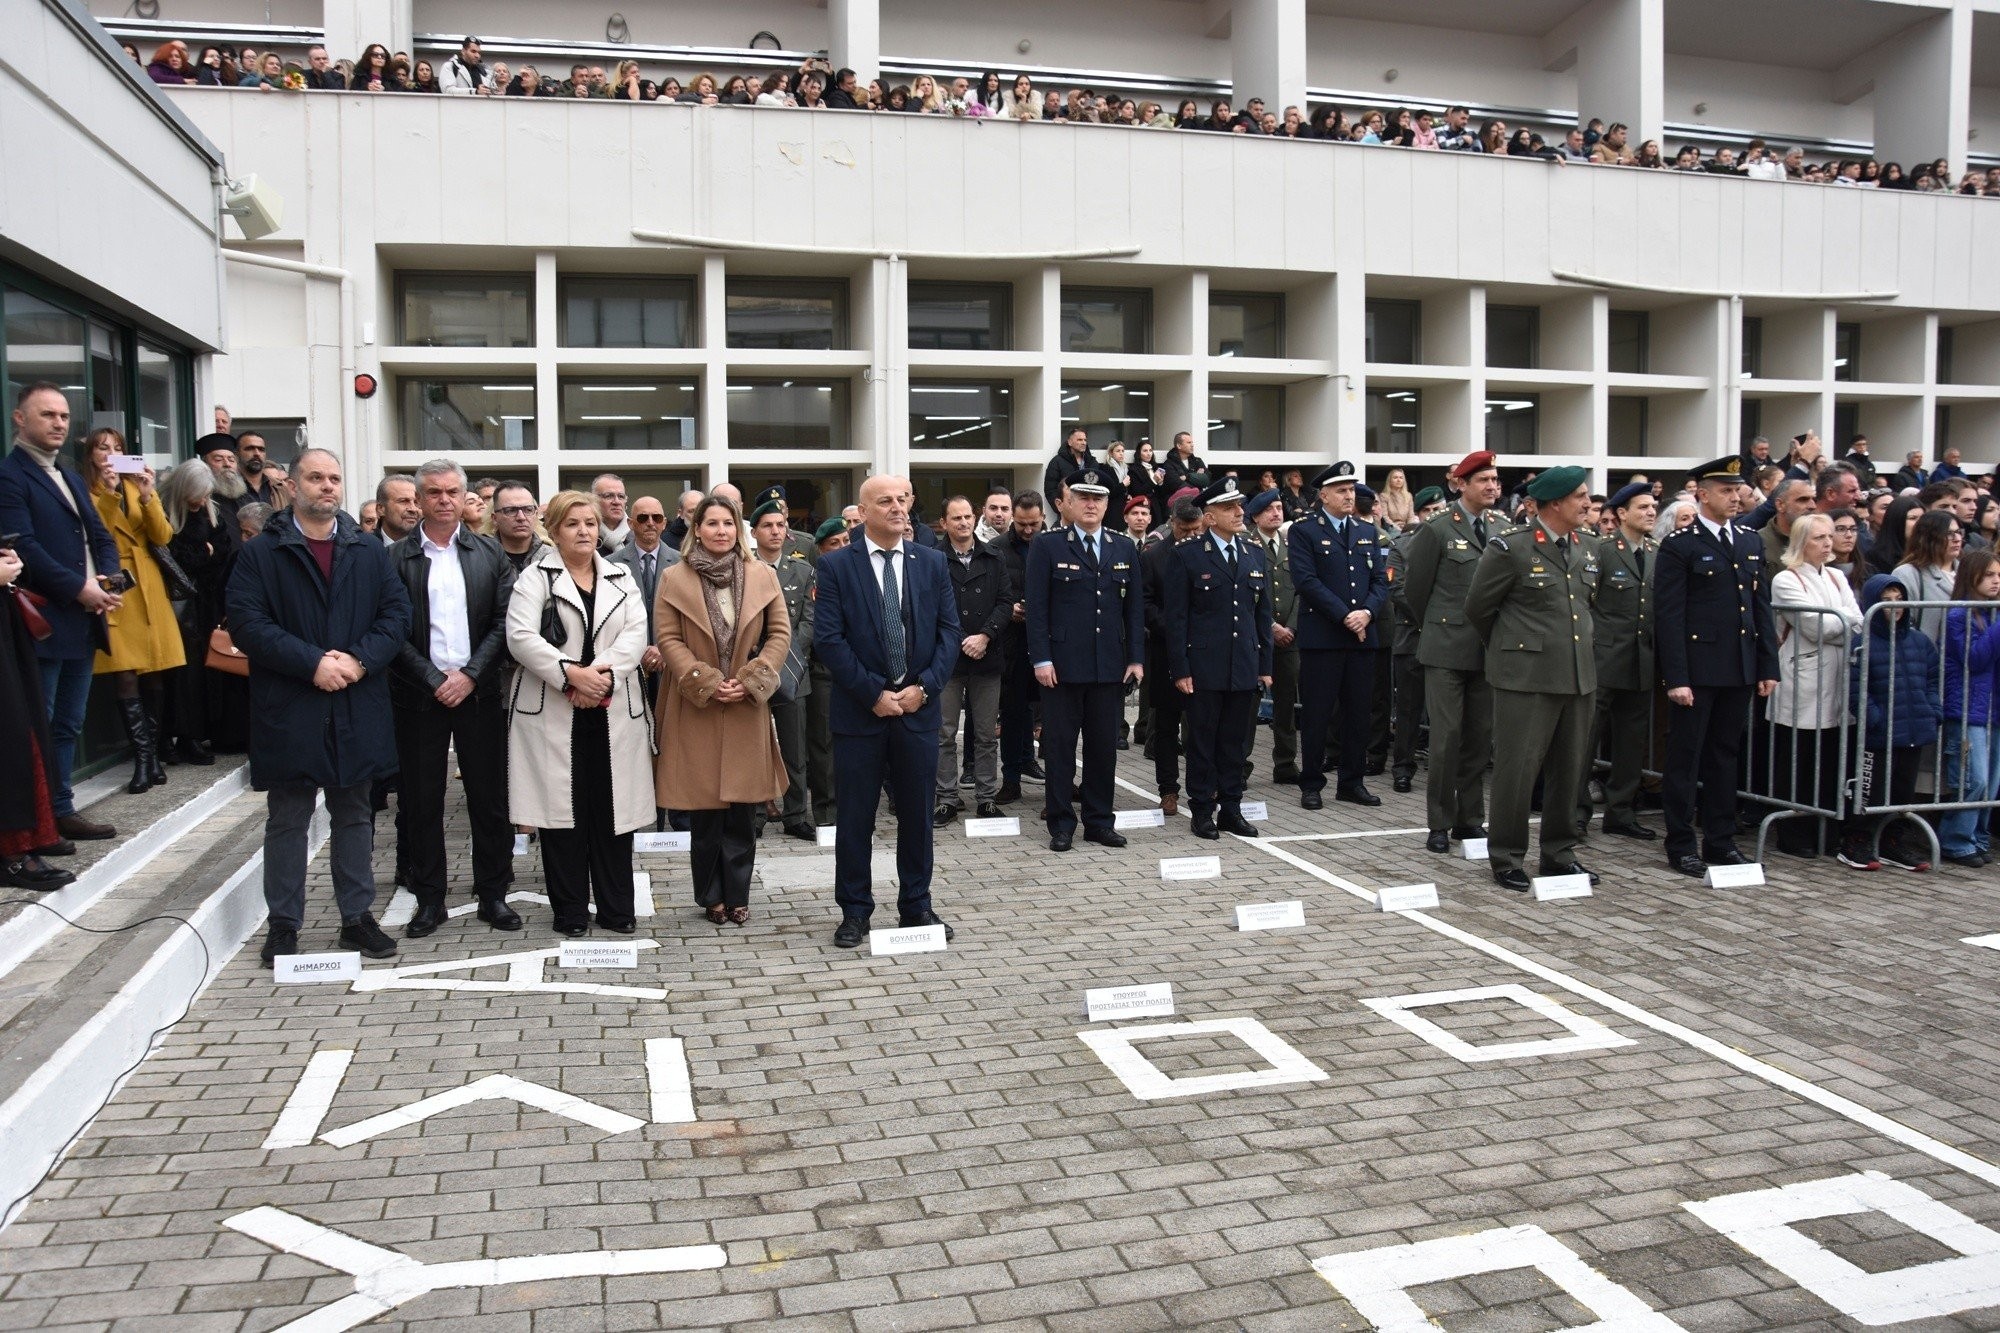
[934,495,1016,824]
[388,459,518,937]
[993,491,1047,804]
[302,45,345,89]
[1043,430,1124,516]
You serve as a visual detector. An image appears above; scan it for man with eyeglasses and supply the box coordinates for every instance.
[609,495,673,678]
[490,484,544,572]
[592,473,631,555]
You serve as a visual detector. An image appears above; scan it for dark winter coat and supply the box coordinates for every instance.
[1852,574,1941,751]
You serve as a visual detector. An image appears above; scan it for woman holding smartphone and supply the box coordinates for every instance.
[85,429,186,793]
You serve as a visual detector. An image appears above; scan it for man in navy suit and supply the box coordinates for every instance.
[0,383,124,842]
[1288,460,1389,809]
[814,475,963,949]
[1026,466,1146,851]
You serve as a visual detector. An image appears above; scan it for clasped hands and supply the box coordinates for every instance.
[563,662,615,706]
[313,650,365,692]
[873,685,927,717]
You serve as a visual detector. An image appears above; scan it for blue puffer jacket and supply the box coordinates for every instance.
[1944,601,2000,728]
[1852,574,1941,750]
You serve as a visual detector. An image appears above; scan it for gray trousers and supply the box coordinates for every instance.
[937,672,1002,806]
[264,779,376,930]
[1577,686,1652,829]
[772,695,809,822]
[1422,665,1493,832]
[1488,687,1594,875]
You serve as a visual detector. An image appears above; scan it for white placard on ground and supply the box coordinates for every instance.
[512,833,530,857]
[1161,855,1222,880]
[633,831,691,853]
[1235,901,1304,931]
[1706,861,1766,888]
[964,816,1020,838]
[1084,983,1175,1023]
[816,826,838,847]
[869,925,947,956]
[1461,838,1489,861]
[1375,883,1440,912]
[1239,801,1269,822]
[558,942,641,969]
[274,953,361,985]
[1532,873,1593,901]
[1115,808,1168,829]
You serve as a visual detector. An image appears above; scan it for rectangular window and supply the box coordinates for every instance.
[560,276,695,348]
[1210,292,1283,358]
[1060,287,1151,354]
[1608,310,1649,374]
[87,322,127,438]
[1740,398,1762,450]
[1484,395,1539,453]
[913,471,1015,532]
[135,341,187,458]
[1938,326,1955,385]
[560,379,698,450]
[1935,403,1950,454]
[1207,385,1284,452]
[908,282,1011,351]
[1607,396,1648,455]
[1486,306,1539,370]
[3,287,86,453]
[1366,389,1421,453]
[1742,316,1763,377]
[1834,322,1861,381]
[727,379,849,449]
[1833,400,1860,451]
[1365,299,1421,364]
[729,471,849,532]
[725,279,847,350]
[909,380,1012,450]
[1060,381,1153,452]
[397,273,533,348]
[401,379,537,452]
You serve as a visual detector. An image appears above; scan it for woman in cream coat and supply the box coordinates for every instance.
[1767,512,1866,859]
[507,491,656,936]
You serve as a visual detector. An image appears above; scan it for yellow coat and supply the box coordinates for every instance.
[91,481,188,675]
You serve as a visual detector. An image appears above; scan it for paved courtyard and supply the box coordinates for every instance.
[4,723,2000,1331]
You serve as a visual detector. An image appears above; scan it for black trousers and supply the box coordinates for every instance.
[833,722,937,920]
[1151,689,1188,795]
[395,689,511,906]
[1043,679,1122,834]
[1186,689,1256,812]
[1000,648,1039,783]
[772,696,809,823]
[1662,683,1752,861]
[1298,649,1375,793]
[1367,645,1394,762]
[689,803,757,910]
[1390,652,1425,782]
[540,706,635,929]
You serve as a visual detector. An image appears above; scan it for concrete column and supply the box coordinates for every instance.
[827,0,881,85]
[1871,5,1971,183]
[1571,0,1664,146]
[1229,0,1307,120]
[324,0,411,67]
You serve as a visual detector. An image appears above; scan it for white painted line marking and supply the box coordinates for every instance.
[223,1206,724,1332]
[446,891,549,919]
[1245,837,2000,1189]
[633,870,654,917]
[263,1050,354,1150]
[1079,1016,1329,1101]
[645,1038,695,1124]
[1961,934,1999,951]
[1362,984,1637,1063]
[1265,824,1432,844]
[1312,1224,1682,1331]
[351,941,664,999]
[1084,983,1174,1022]
[378,889,417,929]
[318,1073,643,1147]
[1684,1171,2000,1326]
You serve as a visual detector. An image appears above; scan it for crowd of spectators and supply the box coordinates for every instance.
[119,36,2000,197]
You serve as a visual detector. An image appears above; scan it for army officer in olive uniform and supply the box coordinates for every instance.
[751,490,818,841]
[1246,489,1300,783]
[1165,478,1274,839]
[1287,461,1388,809]
[1463,467,1600,892]
[1576,481,1660,840]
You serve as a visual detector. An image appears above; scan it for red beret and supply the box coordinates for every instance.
[1123,495,1152,515]
[1450,450,1498,481]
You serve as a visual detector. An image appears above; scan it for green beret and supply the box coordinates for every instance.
[749,498,786,523]
[1526,466,1589,504]
[1413,486,1444,510]
[813,517,847,544]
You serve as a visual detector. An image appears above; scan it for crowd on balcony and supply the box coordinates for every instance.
[123,36,2000,197]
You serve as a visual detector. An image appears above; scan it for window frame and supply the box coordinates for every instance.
[1059,286,1153,355]
[908,378,1015,450]
[558,274,698,349]
[907,281,1013,352]
[1209,290,1285,359]
[395,270,536,349]
[724,278,850,351]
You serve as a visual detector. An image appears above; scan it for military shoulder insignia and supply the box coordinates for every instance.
[1491,537,1510,552]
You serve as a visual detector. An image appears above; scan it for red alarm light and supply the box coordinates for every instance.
[354,373,378,398]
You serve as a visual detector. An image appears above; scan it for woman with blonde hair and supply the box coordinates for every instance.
[1766,513,1866,860]
[910,73,943,113]
[84,429,186,792]
[654,494,791,925]
[506,491,655,936]
[1379,468,1415,530]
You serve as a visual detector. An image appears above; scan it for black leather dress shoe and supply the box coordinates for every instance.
[995,783,1021,804]
[833,917,869,948]
[1426,829,1450,854]
[1336,784,1382,807]
[478,900,524,931]
[33,838,76,858]
[405,901,446,939]
[783,821,817,842]
[1021,761,1047,782]
[1703,844,1749,866]
[898,910,954,941]
[1084,827,1127,849]
[1115,737,1129,750]
[1049,830,1074,852]
[1191,814,1220,840]
[1539,860,1600,885]
[1669,853,1708,877]
[1491,868,1532,892]
[1300,790,1324,810]
[1218,810,1258,838]
[556,922,589,939]
[1392,775,1413,793]
[2,855,74,891]
[1602,821,1658,840]
[1449,824,1488,841]
[976,801,1002,818]
[933,805,959,828]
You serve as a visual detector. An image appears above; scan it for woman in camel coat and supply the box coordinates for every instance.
[654,494,790,924]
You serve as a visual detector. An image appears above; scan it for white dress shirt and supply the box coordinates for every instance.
[864,534,907,594]
[421,526,472,672]
[1698,514,1733,546]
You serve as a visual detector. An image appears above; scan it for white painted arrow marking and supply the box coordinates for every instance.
[350,940,664,998]
[263,1050,354,1149]
[318,1074,643,1147]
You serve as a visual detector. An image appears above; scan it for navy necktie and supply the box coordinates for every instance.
[879,549,906,683]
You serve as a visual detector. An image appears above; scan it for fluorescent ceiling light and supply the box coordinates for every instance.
[579,385,652,392]
[580,415,643,422]
[912,386,979,394]
[480,385,532,392]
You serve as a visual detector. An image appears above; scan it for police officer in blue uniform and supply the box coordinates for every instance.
[1287,461,1389,809]
[1026,467,1146,852]
[1655,456,1780,876]
[1165,478,1274,840]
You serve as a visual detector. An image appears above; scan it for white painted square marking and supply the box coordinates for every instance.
[816,826,839,847]
[1705,861,1766,888]
[633,870,654,915]
[1235,901,1304,931]
[1462,837,1489,861]
[1239,801,1269,822]
[1312,1224,1682,1331]
[1960,934,1999,951]
[963,816,1020,837]
[644,1038,695,1124]
[1375,883,1440,912]
[1078,1016,1328,1101]
[1115,808,1168,829]
[1684,1170,2000,1326]
[1161,855,1222,880]
[1361,983,1637,1063]
[1084,983,1175,1022]
[274,953,361,985]
[633,831,691,853]
[869,925,946,956]
[558,942,640,969]
[1532,872,1593,901]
